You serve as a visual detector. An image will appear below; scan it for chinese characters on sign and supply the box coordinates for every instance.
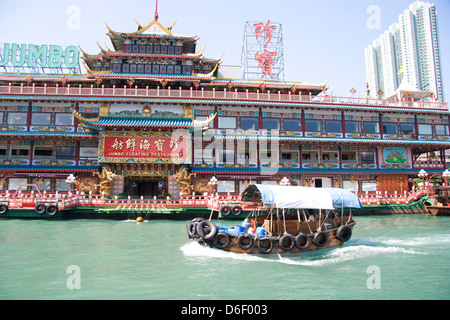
[254,21,276,47]
[253,21,277,79]
[105,136,186,160]
[254,49,277,79]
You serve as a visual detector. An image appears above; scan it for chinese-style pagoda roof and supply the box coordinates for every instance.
[80,12,221,83]
[0,130,97,140]
[105,16,198,54]
[82,66,219,82]
[201,132,450,148]
[72,110,216,130]
[191,167,445,176]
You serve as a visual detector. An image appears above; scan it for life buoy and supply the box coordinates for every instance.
[0,204,8,215]
[336,225,352,242]
[313,232,328,248]
[295,233,311,250]
[258,237,273,254]
[213,232,230,249]
[279,234,295,251]
[231,206,242,216]
[237,234,254,250]
[220,206,231,217]
[186,221,196,238]
[35,204,46,215]
[46,205,58,216]
[196,220,217,240]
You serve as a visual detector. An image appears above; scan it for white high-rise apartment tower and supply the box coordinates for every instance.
[365,1,445,102]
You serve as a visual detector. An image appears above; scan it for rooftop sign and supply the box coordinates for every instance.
[0,43,81,74]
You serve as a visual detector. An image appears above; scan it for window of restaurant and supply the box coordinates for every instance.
[435,124,448,136]
[360,151,375,164]
[399,123,415,135]
[34,147,53,158]
[31,113,51,126]
[55,147,76,160]
[55,179,71,192]
[345,121,361,133]
[8,178,27,191]
[217,180,235,193]
[240,117,259,130]
[10,147,29,158]
[382,123,398,134]
[325,120,342,132]
[218,117,236,129]
[262,118,280,130]
[418,124,432,135]
[363,122,379,133]
[7,113,27,125]
[304,119,322,132]
[284,119,302,131]
[32,178,51,191]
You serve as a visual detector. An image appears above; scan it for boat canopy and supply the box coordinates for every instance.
[241,184,362,209]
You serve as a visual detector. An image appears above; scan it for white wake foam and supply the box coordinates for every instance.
[180,237,428,267]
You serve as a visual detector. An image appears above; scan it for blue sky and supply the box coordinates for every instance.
[0,0,449,100]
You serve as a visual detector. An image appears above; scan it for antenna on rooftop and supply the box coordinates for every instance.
[154,0,159,21]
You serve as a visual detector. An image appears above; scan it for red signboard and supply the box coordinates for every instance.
[99,132,192,164]
[103,136,187,159]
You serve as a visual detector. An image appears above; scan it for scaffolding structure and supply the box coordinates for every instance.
[241,20,285,81]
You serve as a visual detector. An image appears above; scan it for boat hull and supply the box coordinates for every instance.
[425,205,450,216]
[188,219,355,255]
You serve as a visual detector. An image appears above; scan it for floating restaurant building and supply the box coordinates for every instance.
[0,11,449,200]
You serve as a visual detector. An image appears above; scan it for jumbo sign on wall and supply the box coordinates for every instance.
[0,43,79,69]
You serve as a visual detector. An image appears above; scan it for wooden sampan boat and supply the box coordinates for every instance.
[187,184,361,254]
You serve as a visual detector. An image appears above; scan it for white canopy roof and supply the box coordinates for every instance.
[241,184,362,209]
[386,78,433,102]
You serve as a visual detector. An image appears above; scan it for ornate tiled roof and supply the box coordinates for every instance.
[203,133,450,147]
[0,130,97,139]
[0,165,99,172]
[1,94,448,115]
[192,167,445,175]
[72,109,216,129]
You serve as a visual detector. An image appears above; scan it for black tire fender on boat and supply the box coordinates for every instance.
[186,221,196,238]
[295,233,311,250]
[336,225,352,242]
[196,220,217,240]
[35,203,46,215]
[231,206,242,217]
[279,234,296,251]
[46,205,58,216]
[213,232,230,249]
[237,234,254,251]
[220,206,231,217]
[313,231,328,248]
[258,237,273,254]
[0,204,8,215]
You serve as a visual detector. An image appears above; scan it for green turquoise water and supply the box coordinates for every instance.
[0,215,449,300]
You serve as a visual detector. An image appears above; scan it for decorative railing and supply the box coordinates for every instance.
[0,190,240,211]
[0,84,447,110]
[356,186,427,205]
[0,187,428,212]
